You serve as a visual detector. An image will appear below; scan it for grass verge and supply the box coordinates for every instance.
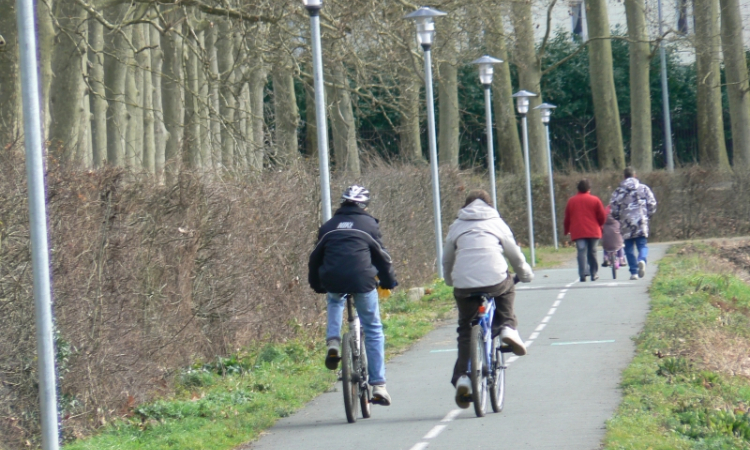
[63,281,455,450]
[603,243,750,450]
[522,245,576,269]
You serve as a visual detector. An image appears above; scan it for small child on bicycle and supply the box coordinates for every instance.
[442,190,534,409]
[308,185,398,406]
[601,205,627,268]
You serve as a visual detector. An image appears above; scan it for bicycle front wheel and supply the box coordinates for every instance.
[341,332,359,423]
[489,336,506,413]
[470,324,488,417]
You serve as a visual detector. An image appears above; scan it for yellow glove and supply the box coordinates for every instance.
[377,286,392,299]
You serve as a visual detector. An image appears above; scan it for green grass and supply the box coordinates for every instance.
[603,244,750,450]
[63,281,455,450]
[521,245,576,269]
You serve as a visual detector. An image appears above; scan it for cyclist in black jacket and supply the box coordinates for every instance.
[308,185,398,406]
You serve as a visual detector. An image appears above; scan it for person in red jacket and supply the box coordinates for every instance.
[564,179,606,281]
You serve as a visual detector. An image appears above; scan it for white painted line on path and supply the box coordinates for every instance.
[409,442,429,450]
[441,409,462,422]
[557,293,566,299]
[423,424,446,439]
[542,316,551,323]
[551,340,615,346]
[430,348,457,353]
[507,355,519,363]
[535,323,547,332]
[529,332,540,340]
[547,307,557,315]
[552,300,561,307]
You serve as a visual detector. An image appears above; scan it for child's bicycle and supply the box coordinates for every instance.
[466,277,518,417]
[603,249,622,279]
[339,293,381,423]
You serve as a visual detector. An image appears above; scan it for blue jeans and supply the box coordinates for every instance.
[326,289,386,385]
[623,237,649,275]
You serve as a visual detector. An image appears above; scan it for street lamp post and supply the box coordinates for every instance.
[302,0,333,221]
[535,103,559,250]
[471,55,503,210]
[512,90,538,267]
[405,6,446,278]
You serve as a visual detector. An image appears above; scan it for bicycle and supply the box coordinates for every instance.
[340,293,373,423]
[467,292,513,417]
[603,248,622,279]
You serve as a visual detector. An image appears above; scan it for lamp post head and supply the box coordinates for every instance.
[302,0,322,14]
[534,103,557,124]
[470,55,503,87]
[512,90,537,115]
[404,6,447,50]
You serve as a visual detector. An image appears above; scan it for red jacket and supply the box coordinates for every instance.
[564,192,606,240]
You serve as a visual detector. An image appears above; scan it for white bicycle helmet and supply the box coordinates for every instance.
[341,185,370,208]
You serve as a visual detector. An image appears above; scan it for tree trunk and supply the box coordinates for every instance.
[437,18,459,168]
[141,25,156,174]
[88,20,107,167]
[305,81,318,158]
[625,0,653,172]
[250,66,266,170]
[328,60,360,174]
[37,0,55,138]
[233,32,248,170]
[487,11,523,174]
[205,25,221,170]
[197,29,210,171]
[272,58,299,166]
[103,6,131,167]
[184,26,201,169]
[398,71,423,162]
[694,0,730,169]
[239,81,251,170]
[0,0,22,145]
[162,16,185,178]
[78,38,92,169]
[586,0,626,170]
[720,0,750,168]
[217,20,235,169]
[127,24,144,170]
[150,27,167,178]
[48,1,86,163]
[510,0,547,174]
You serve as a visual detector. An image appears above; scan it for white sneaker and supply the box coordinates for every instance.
[455,375,472,409]
[630,274,639,280]
[501,326,527,356]
[372,384,391,406]
[638,261,646,278]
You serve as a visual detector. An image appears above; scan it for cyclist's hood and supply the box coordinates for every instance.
[620,177,640,191]
[457,199,500,221]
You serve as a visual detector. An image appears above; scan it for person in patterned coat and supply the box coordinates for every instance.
[609,167,657,280]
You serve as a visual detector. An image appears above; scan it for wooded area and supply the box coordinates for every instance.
[1,0,749,178]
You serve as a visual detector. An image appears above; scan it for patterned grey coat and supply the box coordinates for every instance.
[609,178,657,240]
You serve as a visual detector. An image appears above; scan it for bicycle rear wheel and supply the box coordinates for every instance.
[341,332,359,423]
[489,336,506,413]
[469,324,487,417]
[359,331,371,418]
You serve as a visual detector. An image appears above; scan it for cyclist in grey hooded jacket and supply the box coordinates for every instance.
[442,190,533,404]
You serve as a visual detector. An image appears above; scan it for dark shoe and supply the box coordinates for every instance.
[580,276,587,282]
[591,273,599,281]
[601,260,609,267]
[324,338,341,370]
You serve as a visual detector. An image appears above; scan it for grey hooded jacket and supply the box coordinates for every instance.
[442,199,534,289]
[609,177,657,240]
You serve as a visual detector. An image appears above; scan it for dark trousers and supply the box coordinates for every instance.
[575,238,599,278]
[451,274,516,386]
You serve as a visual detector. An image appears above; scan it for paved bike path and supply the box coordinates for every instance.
[244,244,666,450]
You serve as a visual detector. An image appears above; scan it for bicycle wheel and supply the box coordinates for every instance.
[469,324,488,417]
[341,332,359,423]
[359,331,371,419]
[489,336,506,413]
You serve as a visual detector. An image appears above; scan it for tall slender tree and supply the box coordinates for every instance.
[437,16,459,168]
[625,0,653,172]
[720,0,750,168]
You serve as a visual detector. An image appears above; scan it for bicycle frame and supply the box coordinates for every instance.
[475,296,496,374]
[345,294,361,354]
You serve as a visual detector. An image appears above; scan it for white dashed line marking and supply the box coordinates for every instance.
[423,424,446,439]
[557,293,566,299]
[535,323,547,332]
[441,409,461,422]
[529,332,540,340]
[553,300,561,307]
[409,443,429,450]
[542,316,551,323]
[547,307,557,315]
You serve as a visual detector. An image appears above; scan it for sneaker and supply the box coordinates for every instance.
[591,273,599,281]
[638,260,646,278]
[324,338,341,370]
[500,326,527,356]
[372,384,391,406]
[580,276,587,282]
[454,375,472,409]
[630,274,639,280]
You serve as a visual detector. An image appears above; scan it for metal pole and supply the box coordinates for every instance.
[309,10,333,221]
[544,124,558,249]
[521,114,535,267]
[422,46,444,278]
[484,86,498,209]
[657,0,674,172]
[16,0,60,448]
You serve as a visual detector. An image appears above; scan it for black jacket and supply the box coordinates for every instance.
[308,205,398,294]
